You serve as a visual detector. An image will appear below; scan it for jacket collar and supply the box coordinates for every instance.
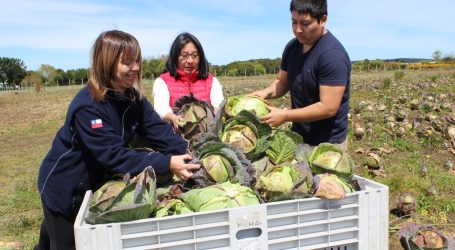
[105,88,137,102]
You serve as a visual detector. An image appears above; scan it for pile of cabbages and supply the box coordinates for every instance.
[85,94,361,224]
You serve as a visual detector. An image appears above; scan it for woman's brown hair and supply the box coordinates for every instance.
[87,30,143,102]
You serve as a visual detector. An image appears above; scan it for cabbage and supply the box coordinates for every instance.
[180,182,260,212]
[308,143,354,181]
[313,173,354,200]
[85,167,157,224]
[186,141,255,188]
[218,110,272,160]
[225,95,270,117]
[173,94,215,140]
[255,162,313,202]
[399,222,453,250]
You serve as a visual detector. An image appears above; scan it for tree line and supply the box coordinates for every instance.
[1,49,454,91]
[0,56,283,91]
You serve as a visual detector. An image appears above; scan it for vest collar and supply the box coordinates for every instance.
[177,69,199,83]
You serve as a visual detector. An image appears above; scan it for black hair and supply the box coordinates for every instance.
[165,32,209,79]
[290,0,327,22]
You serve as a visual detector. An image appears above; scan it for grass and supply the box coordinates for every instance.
[0,68,454,248]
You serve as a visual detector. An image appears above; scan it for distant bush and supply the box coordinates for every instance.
[394,70,405,81]
[382,78,392,89]
[429,75,440,82]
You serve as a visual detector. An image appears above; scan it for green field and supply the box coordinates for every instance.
[0,69,454,249]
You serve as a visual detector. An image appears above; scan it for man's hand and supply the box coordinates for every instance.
[249,89,270,99]
[259,106,288,127]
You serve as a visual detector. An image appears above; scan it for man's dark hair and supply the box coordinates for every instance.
[290,0,327,21]
[165,32,209,79]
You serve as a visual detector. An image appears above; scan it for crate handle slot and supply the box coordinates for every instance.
[236,228,262,239]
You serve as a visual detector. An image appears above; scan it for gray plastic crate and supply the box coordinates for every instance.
[74,175,389,250]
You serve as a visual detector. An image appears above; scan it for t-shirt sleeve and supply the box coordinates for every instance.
[280,39,297,72]
[318,49,350,86]
[152,77,173,118]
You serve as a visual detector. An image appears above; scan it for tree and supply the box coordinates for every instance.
[22,71,43,92]
[432,50,442,62]
[442,53,455,62]
[369,60,385,71]
[38,64,58,86]
[54,69,67,86]
[362,59,370,71]
[143,56,166,79]
[0,57,27,86]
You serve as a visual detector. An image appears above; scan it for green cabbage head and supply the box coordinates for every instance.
[221,124,257,153]
[187,141,255,188]
[180,182,260,212]
[255,162,313,202]
[201,154,232,183]
[225,95,270,117]
[313,173,354,200]
[173,94,215,140]
[308,143,354,181]
[218,110,272,160]
[85,167,157,224]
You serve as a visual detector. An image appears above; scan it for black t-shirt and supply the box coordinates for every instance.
[281,31,351,145]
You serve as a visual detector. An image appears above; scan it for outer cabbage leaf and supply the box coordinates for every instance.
[266,129,304,164]
[85,167,157,224]
[154,199,193,218]
[294,143,314,164]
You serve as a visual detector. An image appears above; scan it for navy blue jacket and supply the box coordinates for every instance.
[38,87,187,215]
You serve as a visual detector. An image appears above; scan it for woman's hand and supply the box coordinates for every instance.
[169,154,200,181]
[164,113,184,131]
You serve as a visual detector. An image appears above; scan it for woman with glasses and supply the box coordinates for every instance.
[152,32,224,130]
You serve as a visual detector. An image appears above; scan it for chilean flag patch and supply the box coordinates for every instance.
[91,119,103,129]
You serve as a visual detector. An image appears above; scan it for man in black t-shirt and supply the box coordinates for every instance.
[251,0,351,150]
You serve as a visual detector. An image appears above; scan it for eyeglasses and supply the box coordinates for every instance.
[179,53,200,60]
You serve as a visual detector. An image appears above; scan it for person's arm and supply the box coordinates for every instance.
[152,77,182,129]
[260,48,349,127]
[260,85,345,127]
[73,107,174,176]
[210,77,224,113]
[250,69,289,99]
[140,98,200,180]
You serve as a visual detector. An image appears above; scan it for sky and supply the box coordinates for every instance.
[1,0,454,71]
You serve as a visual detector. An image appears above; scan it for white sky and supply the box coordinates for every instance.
[0,0,454,71]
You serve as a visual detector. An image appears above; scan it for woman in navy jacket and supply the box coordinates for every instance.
[34,30,199,250]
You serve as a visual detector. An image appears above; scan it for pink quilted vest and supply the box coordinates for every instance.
[160,70,213,107]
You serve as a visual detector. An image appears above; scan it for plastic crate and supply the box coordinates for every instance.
[74,175,389,250]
